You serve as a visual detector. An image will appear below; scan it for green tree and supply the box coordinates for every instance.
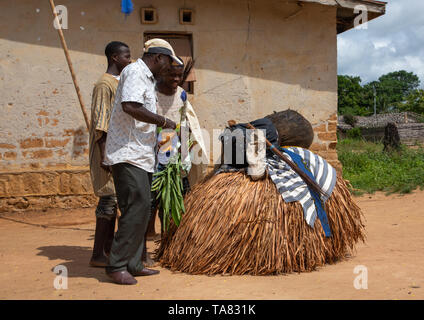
[362,81,379,115]
[376,70,420,112]
[338,75,370,115]
[338,70,421,116]
[400,89,424,115]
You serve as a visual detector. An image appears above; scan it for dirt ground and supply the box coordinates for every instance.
[0,190,423,300]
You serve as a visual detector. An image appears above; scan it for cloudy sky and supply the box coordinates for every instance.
[337,0,424,88]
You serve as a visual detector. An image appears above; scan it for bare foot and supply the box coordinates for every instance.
[146,233,161,241]
[143,251,158,267]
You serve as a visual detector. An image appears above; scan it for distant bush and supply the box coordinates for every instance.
[346,127,362,139]
[416,114,424,123]
[343,114,358,127]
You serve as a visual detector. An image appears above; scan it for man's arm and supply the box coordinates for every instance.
[122,101,176,130]
[90,83,113,171]
[97,132,110,171]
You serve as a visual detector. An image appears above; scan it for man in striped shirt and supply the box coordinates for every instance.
[88,41,131,267]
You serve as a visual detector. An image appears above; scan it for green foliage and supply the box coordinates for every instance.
[338,75,364,115]
[417,114,424,123]
[346,127,362,139]
[343,114,357,127]
[373,70,420,113]
[338,70,421,116]
[338,75,373,116]
[399,89,424,114]
[379,70,420,100]
[337,139,424,194]
[151,155,186,231]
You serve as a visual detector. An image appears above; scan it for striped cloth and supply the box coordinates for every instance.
[266,147,337,235]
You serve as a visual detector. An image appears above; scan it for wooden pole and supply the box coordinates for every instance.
[48,0,90,131]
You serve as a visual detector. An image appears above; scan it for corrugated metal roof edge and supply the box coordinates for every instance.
[300,0,387,11]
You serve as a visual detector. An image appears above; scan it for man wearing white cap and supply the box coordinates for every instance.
[104,39,183,285]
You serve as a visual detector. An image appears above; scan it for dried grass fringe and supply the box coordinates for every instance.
[156,172,366,275]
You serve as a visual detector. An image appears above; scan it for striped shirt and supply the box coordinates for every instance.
[266,147,337,230]
[88,73,118,196]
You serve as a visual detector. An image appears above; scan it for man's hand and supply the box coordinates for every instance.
[122,102,176,129]
[162,117,177,130]
[100,161,112,172]
[121,102,177,130]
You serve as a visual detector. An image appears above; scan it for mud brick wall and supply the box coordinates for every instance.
[0,119,94,212]
[360,123,424,145]
[0,168,96,213]
[397,123,424,145]
[310,113,342,173]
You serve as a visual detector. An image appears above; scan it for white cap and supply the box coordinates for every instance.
[144,38,184,66]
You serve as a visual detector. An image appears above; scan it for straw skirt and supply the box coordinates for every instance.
[156,172,366,275]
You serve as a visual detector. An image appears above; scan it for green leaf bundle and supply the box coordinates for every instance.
[151,154,186,232]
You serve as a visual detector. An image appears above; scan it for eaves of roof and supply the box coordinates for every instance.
[299,0,387,34]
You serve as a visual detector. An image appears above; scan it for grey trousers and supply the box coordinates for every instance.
[106,162,152,274]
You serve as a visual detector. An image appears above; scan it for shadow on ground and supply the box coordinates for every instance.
[36,245,112,284]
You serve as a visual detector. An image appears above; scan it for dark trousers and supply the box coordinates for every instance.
[95,195,117,220]
[106,162,152,274]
